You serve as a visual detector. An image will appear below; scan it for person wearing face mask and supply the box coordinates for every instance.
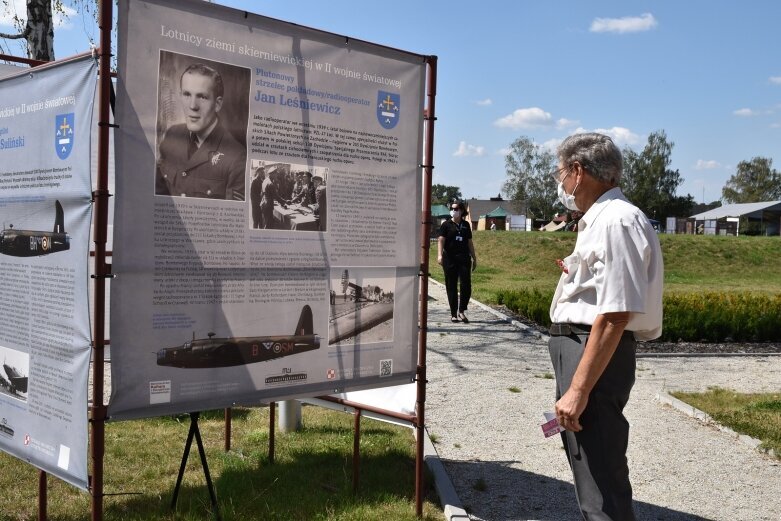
[547,133,663,520]
[437,199,477,323]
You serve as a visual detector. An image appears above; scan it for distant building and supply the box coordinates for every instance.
[465,195,527,231]
[688,200,781,236]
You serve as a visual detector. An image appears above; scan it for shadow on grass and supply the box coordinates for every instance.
[154,408,254,424]
[443,459,711,521]
[96,449,433,521]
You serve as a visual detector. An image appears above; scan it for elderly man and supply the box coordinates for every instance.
[156,63,246,200]
[548,133,663,520]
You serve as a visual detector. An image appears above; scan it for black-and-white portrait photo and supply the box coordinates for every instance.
[155,51,250,201]
[249,159,328,231]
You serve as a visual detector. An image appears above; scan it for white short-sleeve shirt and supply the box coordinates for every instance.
[550,187,663,341]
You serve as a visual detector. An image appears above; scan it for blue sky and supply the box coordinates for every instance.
[3,1,779,204]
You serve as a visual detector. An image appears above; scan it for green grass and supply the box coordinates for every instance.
[430,232,781,303]
[0,406,441,521]
[671,388,781,458]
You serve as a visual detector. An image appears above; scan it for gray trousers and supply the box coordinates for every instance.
[548,331,637,521]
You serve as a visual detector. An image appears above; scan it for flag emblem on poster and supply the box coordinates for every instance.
[55,113,75,160]
[376,91,400,129]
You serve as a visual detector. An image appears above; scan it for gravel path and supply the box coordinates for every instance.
[424,281,781,521]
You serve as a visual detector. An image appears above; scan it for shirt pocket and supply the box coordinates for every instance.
[190,170,227,199]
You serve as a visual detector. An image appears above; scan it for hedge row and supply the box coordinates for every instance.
[495,289,781,343]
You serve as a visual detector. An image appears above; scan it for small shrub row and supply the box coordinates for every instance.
[495,289,781,343]
[496,288,554,328]
[662,292,781,342]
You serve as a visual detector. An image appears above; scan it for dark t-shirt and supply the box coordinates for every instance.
[438,219,472,264]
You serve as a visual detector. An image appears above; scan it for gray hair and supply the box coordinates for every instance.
[556,133,623,185]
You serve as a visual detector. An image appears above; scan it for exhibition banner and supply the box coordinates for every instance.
[110,0,426,419]
[0,56,96,490]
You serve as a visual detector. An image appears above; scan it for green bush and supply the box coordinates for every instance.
[662,292,781,342]
[494,289,781,343]
[496,288,554,328]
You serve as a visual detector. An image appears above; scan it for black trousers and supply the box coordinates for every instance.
[548,331,636,521]
[443,260,471,316]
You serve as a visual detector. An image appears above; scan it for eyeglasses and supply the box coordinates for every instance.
[450,206,460,211]
[550,166,571,183]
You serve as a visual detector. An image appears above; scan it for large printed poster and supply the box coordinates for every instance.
[110,0,426,419]
[0,56,96,490]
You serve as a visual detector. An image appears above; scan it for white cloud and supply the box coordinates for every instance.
[1,0,75,29]
[770,76,781,85]
[590,13,657,34]
[771,122,781,129]
[556,118,579,130]
[733,108,759,117]
[476,98,492,106]
[573,126,641,147]
[541,138,562,153]
[494,107,553,129]
[54,5,77,29]
[497,147,512,156]
[695,159,721,170]
[453,141,485,157]
[0,0,23,27]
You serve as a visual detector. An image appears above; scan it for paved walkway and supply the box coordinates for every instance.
[424,281,781,521]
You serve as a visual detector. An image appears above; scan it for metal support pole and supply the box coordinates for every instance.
[268,402,276,464]
[224,408,232,452]
[91,1,115,520]
[352,409,361,494]
[38,471,47,521]
[415,55,437,518]
[278,400,302,432]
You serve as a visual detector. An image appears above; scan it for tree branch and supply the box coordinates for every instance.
[0,31,26,40]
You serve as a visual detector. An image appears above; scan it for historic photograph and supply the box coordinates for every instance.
[328,267,395,346]
[249,159,328,231]
[0,345,29,402]
[154,50,250,201]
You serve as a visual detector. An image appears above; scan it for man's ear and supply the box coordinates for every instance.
[215,96,224,112]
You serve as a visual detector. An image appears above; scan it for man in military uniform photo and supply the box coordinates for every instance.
[155,63,246,200]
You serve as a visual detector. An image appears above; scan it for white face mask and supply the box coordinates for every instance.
[450,209,461,218]
[557,181,580,211]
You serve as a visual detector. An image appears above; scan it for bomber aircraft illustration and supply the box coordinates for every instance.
[2,361,28,396]
[0,200,70,257]
[156,305,320,368]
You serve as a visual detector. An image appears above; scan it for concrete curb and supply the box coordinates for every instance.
[656,389,778,458]
[423,426,471,521]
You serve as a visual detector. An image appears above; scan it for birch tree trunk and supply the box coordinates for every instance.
[25,0,55,61]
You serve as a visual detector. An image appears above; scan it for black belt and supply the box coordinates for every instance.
[549,322,635,339]
[549,323,592,336]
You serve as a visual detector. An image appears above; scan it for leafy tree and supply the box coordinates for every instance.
[622,130,694,219]
[502,136,556,220]
[722,157,781,203]
[431,184,462,205]
[1,1,100,61]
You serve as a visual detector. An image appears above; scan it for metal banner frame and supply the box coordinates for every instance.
[0,0,437,518]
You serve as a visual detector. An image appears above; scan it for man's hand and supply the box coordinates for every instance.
[437,254,443,266]
[555,387,588,432]
[554,312,630,433]
[472,258,477,272]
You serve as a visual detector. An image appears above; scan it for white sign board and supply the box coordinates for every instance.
[109,0,426,419]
